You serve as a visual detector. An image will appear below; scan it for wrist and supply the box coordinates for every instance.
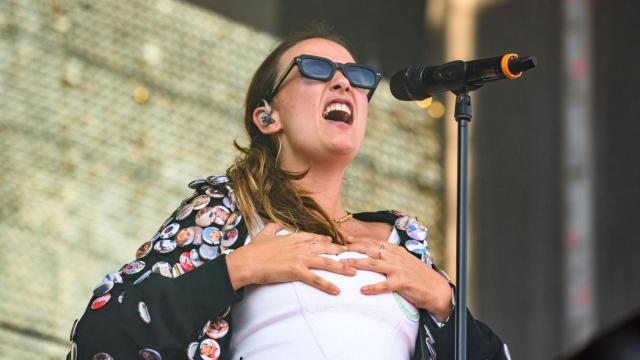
[225,247,254,290]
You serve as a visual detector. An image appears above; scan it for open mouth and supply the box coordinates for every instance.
[322,102,353,125]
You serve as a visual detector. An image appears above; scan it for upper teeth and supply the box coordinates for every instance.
[323,103,352,118]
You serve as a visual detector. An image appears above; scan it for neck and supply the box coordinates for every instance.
[295,165,347,219]
[280,156,349,219]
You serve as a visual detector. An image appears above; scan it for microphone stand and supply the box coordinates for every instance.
[401,55,535,360]
[453,91,472,360]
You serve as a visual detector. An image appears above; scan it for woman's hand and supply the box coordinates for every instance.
[341,236,453,322]
[226,223,356,295]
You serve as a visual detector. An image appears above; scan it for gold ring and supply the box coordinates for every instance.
[377,244,385,259]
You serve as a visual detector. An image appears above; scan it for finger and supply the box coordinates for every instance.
[300,271,341,295]
[261,222,284,236]
[339,258,391,273]
[360,280,393,295]
[309,242,348,256]
[294,232,332,243]
[308,256,357,277]
[344,236,378,245]
[344,242,381,258]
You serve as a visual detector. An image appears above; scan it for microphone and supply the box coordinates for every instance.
[389,53,537,101]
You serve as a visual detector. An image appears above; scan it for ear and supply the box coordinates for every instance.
[252,105,282,135]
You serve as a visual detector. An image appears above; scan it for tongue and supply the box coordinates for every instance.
[324,110,352,123]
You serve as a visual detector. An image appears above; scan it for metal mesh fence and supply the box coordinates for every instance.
[0,0,443,358]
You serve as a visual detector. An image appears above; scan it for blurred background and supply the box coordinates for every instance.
[0,0,638,359]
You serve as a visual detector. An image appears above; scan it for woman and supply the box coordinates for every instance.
[70,29,509,360]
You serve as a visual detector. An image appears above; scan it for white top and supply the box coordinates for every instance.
[229,227,419,360]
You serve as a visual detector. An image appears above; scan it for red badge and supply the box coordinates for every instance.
[91,293,111,310]
[180,252,195,272]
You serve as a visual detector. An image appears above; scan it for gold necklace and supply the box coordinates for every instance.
[332,211,353,225]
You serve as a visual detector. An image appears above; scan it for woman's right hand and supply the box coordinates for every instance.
[226,223,356,295]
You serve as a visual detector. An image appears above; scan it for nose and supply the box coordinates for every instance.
[329,70,351,94]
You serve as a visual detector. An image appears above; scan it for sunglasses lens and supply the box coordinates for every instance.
[344,66,377,88]
[300,58,334,79]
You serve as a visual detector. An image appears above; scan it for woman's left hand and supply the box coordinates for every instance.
[341,236,453,322]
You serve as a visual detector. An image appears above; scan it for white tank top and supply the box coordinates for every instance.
[229,228,419,360]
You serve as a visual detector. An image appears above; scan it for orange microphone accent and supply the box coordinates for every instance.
[501,53,522,79]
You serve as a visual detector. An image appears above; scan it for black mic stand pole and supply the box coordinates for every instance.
[453,91,472,360]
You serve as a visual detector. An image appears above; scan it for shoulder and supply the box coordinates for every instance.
[98,175,247,290]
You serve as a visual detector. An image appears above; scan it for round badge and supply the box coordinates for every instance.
[187,342,199,360]
[206,175,229,185]
[223,212,242,230]
[91,293,111,310]
[221,228,239,248]
[139,348,162,360]
[405,240,426,254]
[136,241,153,259]
[161,223,180,239]
[191,194,211,210]
[195,207,216,227]
[175,203,194,221]
[426,339,436,358]
[188,179,208,189]
[199,338,221,360]
[223,196,235,211]
[191,226,203,245]
[118,292,125,303]
[391,209,408,218]
[69,319,78,341]
[220,306,231,318]
[199,244,218,261]
[395,216,410,230]
[190,249,204,267]
[121,260,146,275]
[92,353,114,360]
[179,252,195,272]
[152,262,173,278]
[406,221,427,241]
[211,206,230,226]
[172,263,185,278]
[159,216,173,231]
[154,239,177,254]
[93,279,114,297]
[104,272,123,284]
[138,301,151,324]
[425,324,435,344]
[206,318,229,339]
[133,270,152,285]
[175,227,195,247]
[202,226,222,245]
[150,231,162,243]
[70,342,78,360]
[205,187,225,198]
[200,320,211,338]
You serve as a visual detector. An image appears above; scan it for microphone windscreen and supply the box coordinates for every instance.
[389,70,413,101]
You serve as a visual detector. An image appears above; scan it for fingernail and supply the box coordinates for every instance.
[361,287,369,294]
[332,287,340,295]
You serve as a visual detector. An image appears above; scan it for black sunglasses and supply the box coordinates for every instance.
[268,54,382,102]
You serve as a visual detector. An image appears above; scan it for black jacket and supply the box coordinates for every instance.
[69,176,509,360]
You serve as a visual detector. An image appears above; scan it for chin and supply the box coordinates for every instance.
[326,141,359,158]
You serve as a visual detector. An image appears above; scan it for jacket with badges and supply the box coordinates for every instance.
[69,175,509,360]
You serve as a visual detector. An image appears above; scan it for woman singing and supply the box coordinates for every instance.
[70,29,510,360]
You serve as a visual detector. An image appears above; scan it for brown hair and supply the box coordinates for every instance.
[226,26,352,244]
